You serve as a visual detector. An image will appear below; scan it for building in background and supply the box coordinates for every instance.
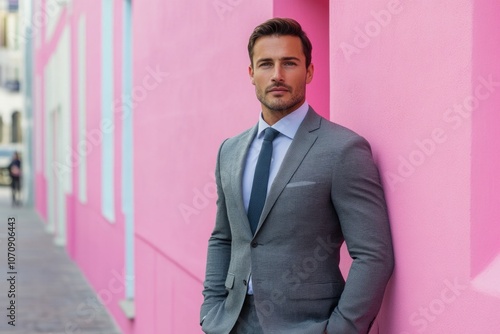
[32,1,500,334]
[0,0,23,146]
[0,0,31,196]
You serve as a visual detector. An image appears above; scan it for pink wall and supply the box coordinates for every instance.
[33,1,500,333]
[471,0,500,277]
[34,0,133,332]
[70,1,133,332]
[331,0,500,333]
[34,0,46,220]
[274,0,330,119]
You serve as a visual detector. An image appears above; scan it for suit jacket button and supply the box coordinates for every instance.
[243,280,247,286]
[251,242,258,248]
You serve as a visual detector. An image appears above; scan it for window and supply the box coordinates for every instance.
[11,111,22,143]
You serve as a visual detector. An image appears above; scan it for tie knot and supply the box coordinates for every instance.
[263,127,280,142]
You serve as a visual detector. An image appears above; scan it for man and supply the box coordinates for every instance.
[201,18,394,334]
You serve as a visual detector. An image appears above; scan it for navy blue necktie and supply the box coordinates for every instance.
[247,127,280,235]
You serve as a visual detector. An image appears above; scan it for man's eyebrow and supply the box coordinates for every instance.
[256,56,301,64]
[281,57,301,62]
[256,58,273,64]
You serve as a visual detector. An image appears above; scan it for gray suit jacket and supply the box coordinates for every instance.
[201,108,394,334]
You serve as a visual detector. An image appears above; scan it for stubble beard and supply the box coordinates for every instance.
[257,84,306,116]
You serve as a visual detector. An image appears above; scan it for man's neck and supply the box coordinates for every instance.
[261,101,305,125]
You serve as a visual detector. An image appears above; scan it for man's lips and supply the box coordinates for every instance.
[267,87,289,93]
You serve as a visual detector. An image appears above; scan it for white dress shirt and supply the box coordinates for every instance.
[242,101,309,294]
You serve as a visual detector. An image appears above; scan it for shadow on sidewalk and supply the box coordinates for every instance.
[0,186,122,334]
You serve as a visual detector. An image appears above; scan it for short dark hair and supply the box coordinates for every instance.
[248,18,312,68]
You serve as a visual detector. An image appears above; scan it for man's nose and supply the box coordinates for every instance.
[271,65,284,82]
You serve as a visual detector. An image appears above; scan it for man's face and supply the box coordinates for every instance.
[249,35,313,119]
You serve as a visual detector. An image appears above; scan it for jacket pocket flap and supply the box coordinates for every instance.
[225,273,235,290]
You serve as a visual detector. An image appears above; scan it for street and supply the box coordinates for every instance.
[0,186,121,334]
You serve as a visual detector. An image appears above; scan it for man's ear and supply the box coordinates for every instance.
[248,65,255,85]
[306,63,314,84]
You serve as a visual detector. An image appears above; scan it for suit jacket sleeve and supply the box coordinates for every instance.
[200,140,232,324]
[327,136,394,333]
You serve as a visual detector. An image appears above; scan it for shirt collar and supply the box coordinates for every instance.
[257,101,309,140]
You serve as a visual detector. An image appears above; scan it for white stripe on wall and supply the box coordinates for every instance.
[78,15,87,203]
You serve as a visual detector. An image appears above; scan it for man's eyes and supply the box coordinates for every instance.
[259,62,297,68]
[259,62,273,68]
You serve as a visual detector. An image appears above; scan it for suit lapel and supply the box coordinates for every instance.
[230,125,258,235]
[254,108,322,236]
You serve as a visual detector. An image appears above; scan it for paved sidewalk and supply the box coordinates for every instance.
[0,187,122,334]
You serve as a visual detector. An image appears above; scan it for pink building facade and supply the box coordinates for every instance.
[33,0,500,333]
